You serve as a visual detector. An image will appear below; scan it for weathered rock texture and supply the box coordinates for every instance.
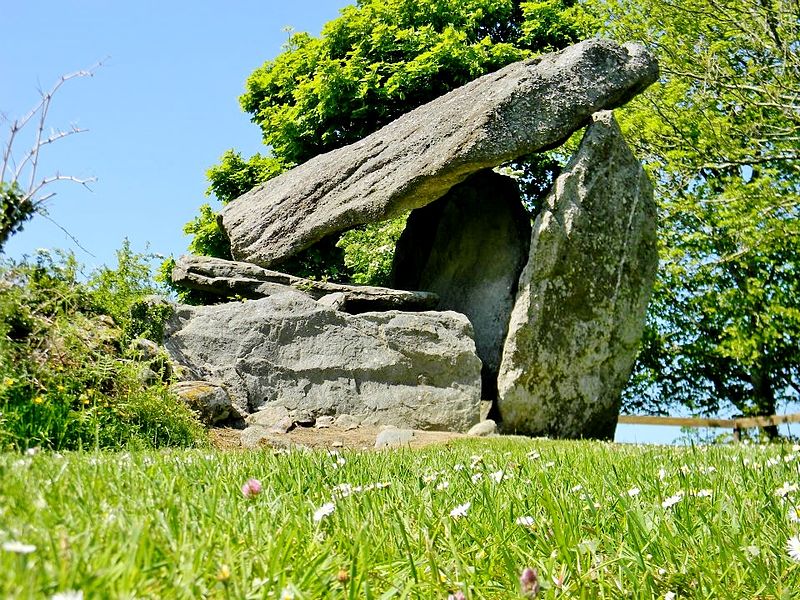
[220,39,658,267]
[497,111,657,439]
[163,291,482,431]
[172,254,438,313]
[392,170,531,400]
[171,381,234,425]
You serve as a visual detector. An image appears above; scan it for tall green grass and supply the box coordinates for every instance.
[1,438,798,598]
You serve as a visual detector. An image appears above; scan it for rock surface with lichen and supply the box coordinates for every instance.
[497,111,657,439]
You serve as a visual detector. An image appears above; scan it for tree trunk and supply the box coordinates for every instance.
[751,366,778,439]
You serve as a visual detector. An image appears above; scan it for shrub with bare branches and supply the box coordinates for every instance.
[1,64,101,251]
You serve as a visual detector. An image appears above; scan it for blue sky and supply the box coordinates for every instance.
[1,0,350,267]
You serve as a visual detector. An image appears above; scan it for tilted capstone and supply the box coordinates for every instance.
[220,38,658,267]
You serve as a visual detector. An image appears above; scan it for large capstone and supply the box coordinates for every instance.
[163,291,482,431]
[220,39,658,267]
[392,170,531,401]
[497,111,658,439]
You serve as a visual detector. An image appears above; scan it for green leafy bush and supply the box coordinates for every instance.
[337,215,408,287]
[0,246,206,451]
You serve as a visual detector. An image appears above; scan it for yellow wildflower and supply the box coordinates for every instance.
[216,564,231,582]
[33,396,44,405]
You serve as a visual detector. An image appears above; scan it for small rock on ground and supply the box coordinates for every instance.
[246,405,290,428]
[334,414,361,430]
[468,419,498,437]
[375,427,415,449]
[315,416,335,429]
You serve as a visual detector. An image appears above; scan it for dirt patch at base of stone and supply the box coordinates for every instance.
[209,425,472,451]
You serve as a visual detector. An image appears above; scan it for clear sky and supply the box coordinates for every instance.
[1,0,351,268]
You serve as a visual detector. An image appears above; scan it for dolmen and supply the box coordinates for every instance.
[164,38,659,440]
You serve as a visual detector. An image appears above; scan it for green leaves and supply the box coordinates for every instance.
[0,247,205,451]
[601,0,800,419]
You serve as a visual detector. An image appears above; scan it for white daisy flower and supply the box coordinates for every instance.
[490,470,505,483]
[313,502,335,522]
[789,507,800,523]
[51,592,83,600]
[627,487,641,497]
[664,592,676,600]
[2,540,36,554]
[744,545,760,557]
[658,467,667,481]
[436,481,450,491]
[450,502,470,519]
[662,492,683,509]
[515,516,535,527]
[695,489,713,498]
[775,482,798,498]
[333,483,354,498]
[787,535,800,562]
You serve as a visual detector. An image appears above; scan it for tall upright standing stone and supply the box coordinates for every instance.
[392,170,531,401]
[497,111,658,439]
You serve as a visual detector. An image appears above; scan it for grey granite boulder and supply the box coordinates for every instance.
[163,291,482,431]
[172,380,235,425]
[497,111,658,439]
[172,254,438,313]
[392,170,531,400]
[220,39,658,267]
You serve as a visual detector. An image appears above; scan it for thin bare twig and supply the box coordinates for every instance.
[13,124,88,181]
[1,60,104,250]
[37,212,96,257]
[28,174,96,204]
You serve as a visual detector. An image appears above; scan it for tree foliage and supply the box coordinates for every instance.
[183,0,596,278]
[598,0,800,420]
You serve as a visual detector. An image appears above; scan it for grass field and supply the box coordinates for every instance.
[1,438,799,599]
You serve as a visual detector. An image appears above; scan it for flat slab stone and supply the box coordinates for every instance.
[497,111,658,440]
[172,254,438,313]
[163,290,482,431]
[220,39,658,267]
[392,170,530,400]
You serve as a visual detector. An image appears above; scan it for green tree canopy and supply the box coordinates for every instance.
[597,0,800,422]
